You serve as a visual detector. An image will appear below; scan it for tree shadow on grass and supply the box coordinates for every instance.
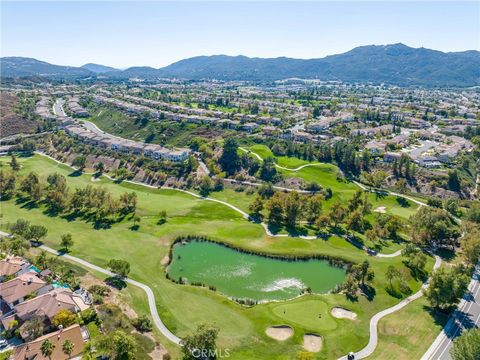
[360,285,376,302]
[68,170,83,177]
[105,276,127,290]
[396,196,411,208]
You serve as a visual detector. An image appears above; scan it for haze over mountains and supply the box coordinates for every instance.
[1,44,479,86]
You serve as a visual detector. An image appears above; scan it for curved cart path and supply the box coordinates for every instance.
[3,152,445,352]
[34,151,403,255]
[338,255,442,360]
[0,229,181,344]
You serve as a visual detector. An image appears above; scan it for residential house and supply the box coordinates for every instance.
[13,324,88,360]
[0,257,30,282]
[0,272,52,308]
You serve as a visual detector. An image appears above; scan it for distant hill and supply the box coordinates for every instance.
[158,44,480,86]
[0,57,93,78]
[2,44,480,86]
[81,63,119,73]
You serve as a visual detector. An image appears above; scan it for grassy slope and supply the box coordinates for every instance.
[369,297,447,360]
[247,144,420,220]
[0,155,434,359]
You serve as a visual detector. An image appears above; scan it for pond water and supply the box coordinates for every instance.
[167,241,346,302]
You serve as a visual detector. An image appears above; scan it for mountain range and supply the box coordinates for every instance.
[1,44,479,86]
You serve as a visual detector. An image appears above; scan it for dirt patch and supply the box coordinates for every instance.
[79,273,138,319]
[303,333,322,352]
[374,206,387,213]
[265,325,293,341]
[331,307,357,320]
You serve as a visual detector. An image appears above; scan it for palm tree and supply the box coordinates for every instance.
[37,250,48,269]
[62,339,75,358]
[40,339,55,360]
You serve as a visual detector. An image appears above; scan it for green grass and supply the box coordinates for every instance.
[246,144,420,220]
[369,297,448,360]
[0,154,436,359]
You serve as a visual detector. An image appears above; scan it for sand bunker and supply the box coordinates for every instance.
[265,325,293,341]
[331,307,357,320]
[161,255,170,266]
[303,333,322,352]
[374,206,386,213]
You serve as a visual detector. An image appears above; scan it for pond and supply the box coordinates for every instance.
[167,241,346,302]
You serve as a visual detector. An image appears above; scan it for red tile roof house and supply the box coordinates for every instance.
[0,256,30,282]
[0,288,90,338]
[13,324,88,360]
[0,272,52,309]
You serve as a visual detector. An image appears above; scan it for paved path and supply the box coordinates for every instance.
[338,255,443,360]
[0,228,182,345]
[53,99,66,117]
[39,245,183,345]
[421,261,480,360]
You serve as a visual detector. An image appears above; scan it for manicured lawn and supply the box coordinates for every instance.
[369,297,448,360]
[246,144,420,220]
[0,154,436,359]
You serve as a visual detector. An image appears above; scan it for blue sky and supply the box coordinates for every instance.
[1,1,479,68]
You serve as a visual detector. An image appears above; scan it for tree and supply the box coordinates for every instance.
[258,156,278,182]
[72,156,87,172]
[60,233,74,252]
[20,171,42,201]
[181,324,219,360]
[447,170,461,192]
[132,314,153,333]
[424,266,469,311]
[346,210,365,233]
[10,154,20,171]
[266,193,284,227]
[40,339,55,360]
[284,192,302,228]
[119,192,137,214]
[305,194,323,224]
[98,330,136,360]
[386,265,401,287]
[23,315,45,341]
[350,260,374,288]
[450,328,480,360]
[460,228,480,266]
[8,218,31,238]
[198,176,213,197]
[52,309,77,328]
[466,202,480,223]
[409,207,459,248]
[249,195,264,220]
[329,202,346,227]
[107,259,130,278]
[62,339,75,359]
[0,170,17,198]
[219,138,240,176]
[94,162,105,175]
[315,214,330,229]
[27,225,48,243]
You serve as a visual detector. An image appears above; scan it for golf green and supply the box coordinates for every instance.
[167,240,346,301]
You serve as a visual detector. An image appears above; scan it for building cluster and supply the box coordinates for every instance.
[0,255,92,359]
[33,97,190,162]
[65,124,190,162]
[34,97,56,121]
[66,96,89,117]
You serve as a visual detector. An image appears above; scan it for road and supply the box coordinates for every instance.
[53,99,66,117]
[422,262,480,360]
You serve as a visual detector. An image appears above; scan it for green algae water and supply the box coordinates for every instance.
[167,241,346,302]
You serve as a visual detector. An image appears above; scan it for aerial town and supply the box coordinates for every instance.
[0,1,479,360]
